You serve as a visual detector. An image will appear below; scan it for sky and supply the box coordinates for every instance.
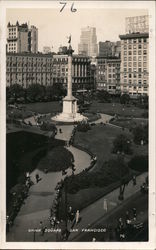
[6,8,148,53]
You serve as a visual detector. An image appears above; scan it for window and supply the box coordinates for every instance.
[143,38,147,43]
[143,50,147,55]
[133,45,136,49]
[138,38,142,43]
[138,74,142,78]
[128,62,132,67]
[138,50,142,55]
[133,68,137,72]
[144,44,147,49]
[143,80,147,85]
[138,44,142,49]
[124,62,127,67]
[138,62,142,67]
[138,68,142,72]
[128,51,132,55]
[124,51,127,55]
[128,45,132,49]
[129,68,132,72]
[124,68,127,72]
[134,73,137,78]
[138,56,142,61]
[124,40,127,43]
[128,57,132,61]
[133,56,137,61]
[129,74,132,78]
[133,51,136,55]
[138,80,142,85]
[143,62,147,67]
[143,56,147,61]
[124,57,127,61]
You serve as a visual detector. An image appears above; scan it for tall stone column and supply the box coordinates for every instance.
[67,55,72,98]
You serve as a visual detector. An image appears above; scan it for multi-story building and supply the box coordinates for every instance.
[96,57,121,94]
[7,21,38,53]
[53,54,95,91]
[78,26,98,57]
[6,53,95,91]
[6,52,53,88]
[119,32,149,96]
[98,41,121,58]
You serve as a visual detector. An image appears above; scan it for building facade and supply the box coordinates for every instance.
[53,54,95,91]
[78,26,98,57]
[6,53,95,91]
[119,32,149,96]
[98,41,121,58]
[6,53,53,88]
[96,57,121,94]
[7,22,38,53]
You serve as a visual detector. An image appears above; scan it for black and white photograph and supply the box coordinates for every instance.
[0,0,155,249]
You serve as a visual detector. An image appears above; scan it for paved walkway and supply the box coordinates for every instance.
[7,125,91,242]
[94,113,112,124]
[68,172,147,241]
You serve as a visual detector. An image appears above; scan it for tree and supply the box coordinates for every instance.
[132,124,148,145]
[112,134,132,155]
[120,93,130,105]
[27,84,45,102]
[97,90,111,103]
[7,84,24,102]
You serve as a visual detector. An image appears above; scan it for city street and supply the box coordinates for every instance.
[69,191,148,241]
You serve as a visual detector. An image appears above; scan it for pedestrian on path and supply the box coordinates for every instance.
[132,175,136,185]
[35,173,40,183]
[75,210,80,224]
[92,237,96,241]
[132,207,137,219]
[39,221,45,236]
[103,199,108,212]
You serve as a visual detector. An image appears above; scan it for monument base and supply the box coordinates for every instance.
[51,95,87,123]
[52,112,87,123]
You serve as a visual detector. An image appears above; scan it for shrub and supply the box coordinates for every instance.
[40,121,57,132]
[77,121,91,132]
[37,146,74,172]
[112,134,132,155]
[128,155,148,172]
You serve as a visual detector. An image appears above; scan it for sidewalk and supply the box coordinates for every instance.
[7,124,91,242]
[68,172,147,241]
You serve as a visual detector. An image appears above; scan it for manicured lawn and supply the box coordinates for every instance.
[65,123,148,212]
[20,101,62,114]
[88,101,147,118]
[110,117,148,129]
[74,124,132,169]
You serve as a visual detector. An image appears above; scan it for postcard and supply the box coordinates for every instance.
[0,0,155,249]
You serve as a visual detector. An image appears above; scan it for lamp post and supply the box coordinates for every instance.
[117,151,125,201]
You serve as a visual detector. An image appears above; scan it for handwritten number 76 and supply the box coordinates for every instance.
[60,2,77,12]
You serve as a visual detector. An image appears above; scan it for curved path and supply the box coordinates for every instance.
[7,124,91,242]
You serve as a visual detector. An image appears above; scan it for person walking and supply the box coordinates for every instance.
[132,207,137,219]
[75,210,80,224]
[132,175,136,185]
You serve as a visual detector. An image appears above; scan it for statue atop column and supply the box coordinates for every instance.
[51,36,87,123]
[67,35,74,55]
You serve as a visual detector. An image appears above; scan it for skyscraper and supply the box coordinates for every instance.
[78,26,98,57]
[7,21,38,53]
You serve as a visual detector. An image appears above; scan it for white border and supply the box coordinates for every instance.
[0,1,155,249]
